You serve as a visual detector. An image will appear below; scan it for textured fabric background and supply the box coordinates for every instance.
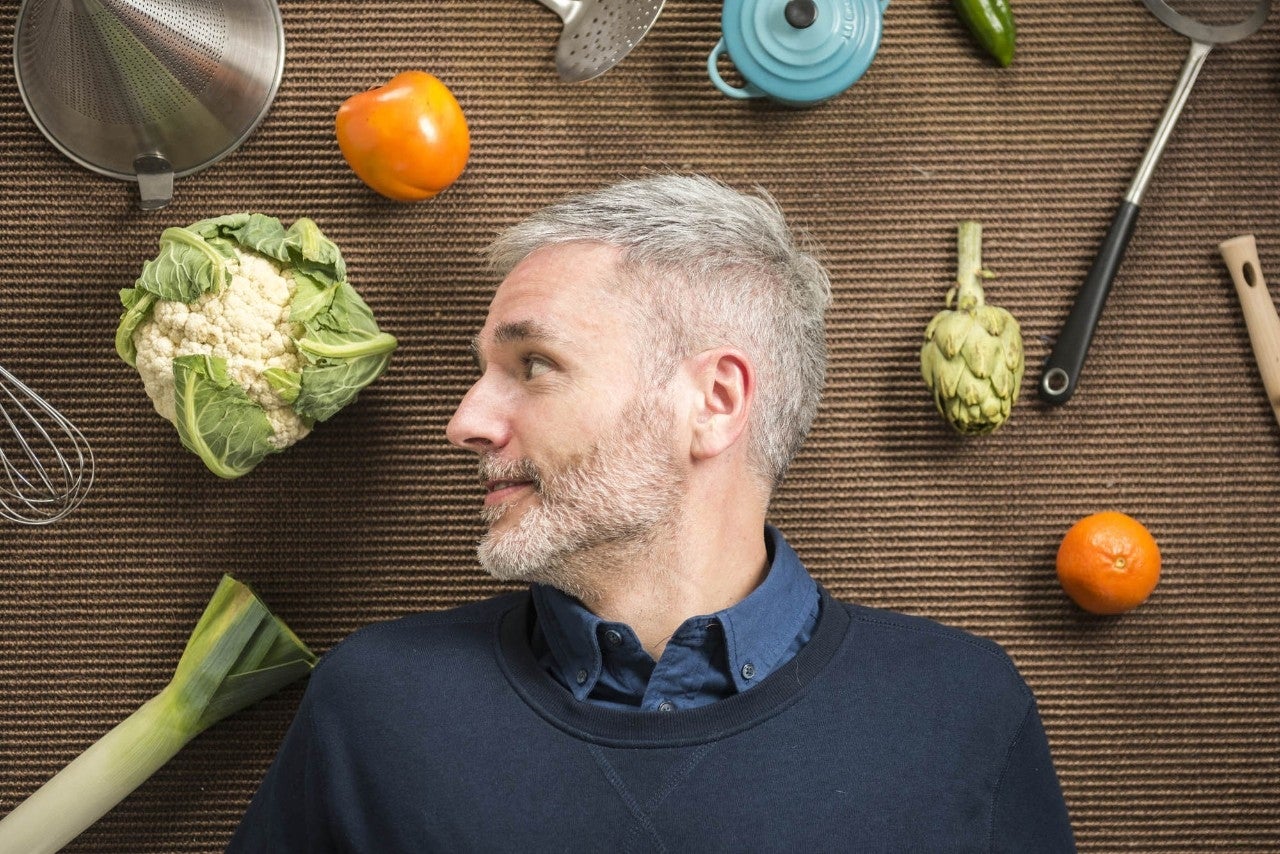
[1,0,1278,851]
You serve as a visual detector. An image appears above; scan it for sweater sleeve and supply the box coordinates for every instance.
[224,684,335,854]
[990,698,1077,853]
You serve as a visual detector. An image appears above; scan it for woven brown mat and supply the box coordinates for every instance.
[2,0,1279,850]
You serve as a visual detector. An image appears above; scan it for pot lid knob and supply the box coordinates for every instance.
[784,0,818,29]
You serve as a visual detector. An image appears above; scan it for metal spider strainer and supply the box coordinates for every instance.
[533,0,666,82]
[14,0,285,210]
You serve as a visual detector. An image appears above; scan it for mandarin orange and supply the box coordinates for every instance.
[1056,512,1161,615]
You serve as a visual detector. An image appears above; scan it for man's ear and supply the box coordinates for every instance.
[688,348,754,461]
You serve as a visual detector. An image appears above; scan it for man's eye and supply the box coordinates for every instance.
[522,355,552,379]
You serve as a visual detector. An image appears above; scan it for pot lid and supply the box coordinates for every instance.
[721,0,885,103]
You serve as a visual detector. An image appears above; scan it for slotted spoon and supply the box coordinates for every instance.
[1038,0,1272,404]
[533,0,666,82]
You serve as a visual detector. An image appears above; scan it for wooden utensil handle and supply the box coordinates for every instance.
[1219,234,1280,428]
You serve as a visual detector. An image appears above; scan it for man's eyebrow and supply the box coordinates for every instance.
[470,320,568,367]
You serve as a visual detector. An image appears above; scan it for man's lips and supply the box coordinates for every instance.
[483,480,535,506]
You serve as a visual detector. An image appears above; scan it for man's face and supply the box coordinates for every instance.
[446,243,686,592]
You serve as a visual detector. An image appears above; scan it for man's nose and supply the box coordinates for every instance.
[446,378,510,453]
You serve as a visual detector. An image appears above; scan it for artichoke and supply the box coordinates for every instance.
[920,220,1024,435]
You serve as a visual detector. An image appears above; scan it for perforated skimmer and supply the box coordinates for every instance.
[533,0,666,82]
[13,0,285,209]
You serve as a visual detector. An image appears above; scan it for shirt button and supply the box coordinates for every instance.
[741,662,756,680]
[658,700,675,712]
[575,669,588,685]
[604,630,623,647]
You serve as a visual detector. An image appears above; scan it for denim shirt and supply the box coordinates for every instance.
[529,526,820,712]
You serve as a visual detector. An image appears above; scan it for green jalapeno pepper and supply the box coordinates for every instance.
[953,0,1016,67]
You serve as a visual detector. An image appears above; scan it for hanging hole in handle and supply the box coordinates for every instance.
[1043,367,1070,396]
[1244,261,1259,288]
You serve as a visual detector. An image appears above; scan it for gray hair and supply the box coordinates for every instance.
[487,174,831,492]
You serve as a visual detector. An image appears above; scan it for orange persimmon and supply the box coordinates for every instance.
[335,71,470,202]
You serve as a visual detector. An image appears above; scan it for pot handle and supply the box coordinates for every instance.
[708,39,766,100]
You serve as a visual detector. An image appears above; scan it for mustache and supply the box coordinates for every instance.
[478,456,541,489]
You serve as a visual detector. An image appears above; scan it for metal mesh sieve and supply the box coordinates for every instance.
[14,0,284,209]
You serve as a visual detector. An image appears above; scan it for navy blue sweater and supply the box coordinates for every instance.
[228,589,1075,853]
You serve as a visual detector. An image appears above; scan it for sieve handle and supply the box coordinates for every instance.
[1220,234,1280,430]
[134,154,173,211]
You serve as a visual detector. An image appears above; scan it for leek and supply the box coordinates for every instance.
[0,575,316,854]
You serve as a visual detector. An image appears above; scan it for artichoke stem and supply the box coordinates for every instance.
[954,220,987,311]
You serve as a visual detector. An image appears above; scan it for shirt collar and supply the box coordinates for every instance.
[530,583,607,701]
[530,525,818,701]
[714,526,817,692]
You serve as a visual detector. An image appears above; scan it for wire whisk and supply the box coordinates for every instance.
[0,363,93,524]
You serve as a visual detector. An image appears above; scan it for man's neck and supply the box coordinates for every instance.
[569,514,770,660]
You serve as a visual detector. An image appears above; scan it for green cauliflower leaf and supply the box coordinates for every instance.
[172,355,278,479]
[134,227,227,303]
[116,288,158,367]
[293,282,397,422]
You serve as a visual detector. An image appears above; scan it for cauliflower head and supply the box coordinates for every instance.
[135,250,311,449]
[116,214,397,478]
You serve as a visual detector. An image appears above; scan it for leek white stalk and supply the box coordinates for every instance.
[0,575,316,854]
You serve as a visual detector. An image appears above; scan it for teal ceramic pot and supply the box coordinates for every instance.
[708,0,890,107]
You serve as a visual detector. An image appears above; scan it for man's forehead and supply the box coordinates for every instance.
[475,245,630,351]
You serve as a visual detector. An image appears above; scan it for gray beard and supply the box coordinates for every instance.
[475,391,684,600]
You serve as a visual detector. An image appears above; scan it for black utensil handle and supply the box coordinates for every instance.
[1039,200,1141,405]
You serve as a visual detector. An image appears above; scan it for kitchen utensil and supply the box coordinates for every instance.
[1038,0,1271,404]
[708,0,890,106]
[0,363,93,525]
[13,0,285,210]
[533,0,666,83]
[1220,234,1280,431]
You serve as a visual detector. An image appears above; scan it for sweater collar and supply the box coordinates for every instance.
[497,583,851,747]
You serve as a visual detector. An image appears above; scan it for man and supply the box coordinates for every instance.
[228,175,1075,852]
